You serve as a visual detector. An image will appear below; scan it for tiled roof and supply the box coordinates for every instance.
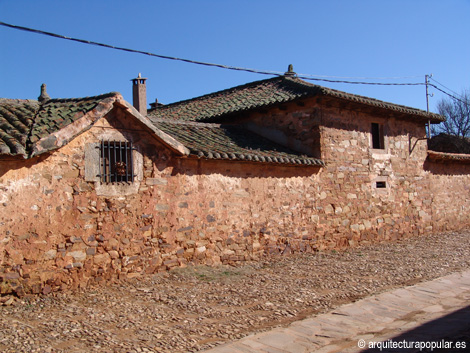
[427,134,470,164]
[0,93,119,158]
[148,76,445,124]
[0,99,39,156]
[153,119,324,166]
[427,151,470,164]
[30,93,118,145]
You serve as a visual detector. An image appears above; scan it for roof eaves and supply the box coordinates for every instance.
[190,150,325,166]
[427,150,470,164]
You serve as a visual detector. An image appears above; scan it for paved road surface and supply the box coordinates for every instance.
[202,270,470,353]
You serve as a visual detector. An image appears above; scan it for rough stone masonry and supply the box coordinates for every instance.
[1,76,469,296]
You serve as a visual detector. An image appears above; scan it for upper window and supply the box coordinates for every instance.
[99,140,135,183]
[371,123,385,149]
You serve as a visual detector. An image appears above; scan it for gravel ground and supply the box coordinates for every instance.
[1,231,470,353]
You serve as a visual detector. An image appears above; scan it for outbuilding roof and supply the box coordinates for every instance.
[152,119,324,166]
[148,76,444,124]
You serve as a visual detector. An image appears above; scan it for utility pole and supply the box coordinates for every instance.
[425,74,433,138]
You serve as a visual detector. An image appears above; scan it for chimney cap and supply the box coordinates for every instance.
[150,98,164,109]
[38,83,51,102]
[131,73,147,82]
[284,64,297,77]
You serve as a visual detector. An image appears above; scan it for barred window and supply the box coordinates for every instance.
[99,141,135,183]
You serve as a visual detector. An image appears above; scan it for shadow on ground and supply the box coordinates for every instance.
[360,305,470,353]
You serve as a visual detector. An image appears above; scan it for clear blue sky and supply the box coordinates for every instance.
[1,0,469,113]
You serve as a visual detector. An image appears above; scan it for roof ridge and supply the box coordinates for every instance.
[149,75,443,123]
[151,118,222,128]
[44,91,120,104]
[0,98,39,104]
[149,76,285,111]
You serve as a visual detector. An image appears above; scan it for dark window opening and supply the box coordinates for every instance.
[376,181,387,189]
[371,123,385,149]
[99,141,135,183]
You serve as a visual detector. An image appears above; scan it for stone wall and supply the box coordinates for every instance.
[1,103,470,296]
[240,99,435,240]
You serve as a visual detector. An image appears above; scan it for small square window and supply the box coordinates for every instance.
[99,141,135,183]
[376,181,387,189]
[371,123,385,149]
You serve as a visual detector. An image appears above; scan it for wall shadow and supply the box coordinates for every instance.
[171,157,322,179]
[424,159,470,175]
[0,154,50,178]
[360,305,470,353]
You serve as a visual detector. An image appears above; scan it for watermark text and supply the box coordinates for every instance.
[357,338,467,351]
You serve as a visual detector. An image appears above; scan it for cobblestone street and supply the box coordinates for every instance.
[1,231,469,353]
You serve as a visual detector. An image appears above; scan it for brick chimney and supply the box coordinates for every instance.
[131,73,147,116]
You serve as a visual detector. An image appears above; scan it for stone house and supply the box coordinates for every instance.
[1,69,469,295]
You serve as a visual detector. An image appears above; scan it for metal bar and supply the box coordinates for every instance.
[108,141,111,182]
[101,140,105,183]
[98,141,102,182]
[119,141,127,181]
[113,141,117,182]
[125,141,129,183]
[117,141,120,183]
[130,141,134,182]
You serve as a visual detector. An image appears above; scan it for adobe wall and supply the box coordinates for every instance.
[1,104,470,296]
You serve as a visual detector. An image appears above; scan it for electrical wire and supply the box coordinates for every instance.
[297,75,424,86]
[429,84,469,106]
[429,78,467,101]
[0,21,282,77]
[0,20,426,87]
[2,20,468,101]
[297,73,423,80]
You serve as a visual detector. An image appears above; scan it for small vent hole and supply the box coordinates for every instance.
[376,181,387,189]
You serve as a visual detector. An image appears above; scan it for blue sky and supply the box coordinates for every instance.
[1,0,469,113]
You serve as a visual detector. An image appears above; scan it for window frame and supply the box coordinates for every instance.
[85,140,143,196]
[370,122,385,150]
[372,176,389,194]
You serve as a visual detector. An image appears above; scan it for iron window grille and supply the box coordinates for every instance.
[98,141,135,183]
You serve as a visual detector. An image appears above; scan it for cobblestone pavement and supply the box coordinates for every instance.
[0,231,470,352]
[202,270,470,353]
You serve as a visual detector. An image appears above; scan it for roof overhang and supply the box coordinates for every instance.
[427,150,470,164]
